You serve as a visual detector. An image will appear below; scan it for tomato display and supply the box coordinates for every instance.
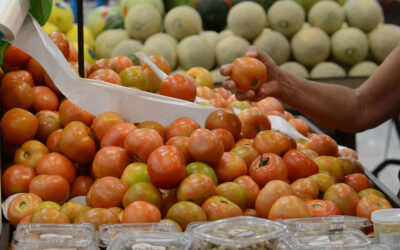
[123,182,162,209]
[124,128,164,162]
[187,128,224,166]
[177,174,216,205]
[268,195,311,220]
[7,193,42,227]
[230,57,267,92]
[201,196,242,221]
[205,110,242,140]
[239,107,271,139]
[323,183,360,216]
[249,153,287,188]
[283,149,319,182]
[166,201,207,230]
[122,201,161,223]
[254,130,295,155]
[29,175,70,204]
[306,200,341,217]
[86,176,128,208]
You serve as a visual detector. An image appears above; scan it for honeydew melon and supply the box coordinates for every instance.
[215,36,250,66]
[368,24,400,63]
[308,1,344,35]
[331,27,368,66]
[348,61,378,77]
[146,33,178,48]
[111,40,143,65]
[200,31,219,51]
[253,29,290,65]
[216,30,234,44]
[310,62,346,78]
[142,36,177,69]
[177,35,215,70]
[121,0,165,17]
[279,62,309,78]
[124,4,162,41]
[164,6,203,41]
[94,29,129,59]
[344,0,383,32]
[268,1,305,37]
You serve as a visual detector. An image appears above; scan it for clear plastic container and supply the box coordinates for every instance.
[279,215,371,232]
[353,245,390,250]
[98,222,180,247]
[14,240,99,250]
[287,229,372,249]
[106,231,191,250]
[191,216,288,249]
[371,208,400,250]
[184,221,211,233]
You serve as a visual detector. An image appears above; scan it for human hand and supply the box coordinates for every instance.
[221,46,281,101]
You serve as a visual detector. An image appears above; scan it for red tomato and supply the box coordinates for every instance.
[86,176,128,208]
[29,175,70,204]
[188,128,224,166]
[214,152,247,183]
[255,180,293,218]
[13,140,48,169]
[4,45,31,67]
[356,194,392,222]
[137,121,166,142]
[249,153,287,188]
[89,58,112,75]
[205,110,242,140]
[254,130,295,156]
[159,74,197,102]
[70,176,94,198]
[307,173,336,192]
[124,128,164,162]
[36,152,76,184]
[101,122,136,148]
[233,175,260,209]
[91,146,131,178]
[283,149,319,182]
[88,69,122,85]
[230,57,267,92]
[177,174,216,205]
[110,56,134,73]
[239,107,271,139]
[0,79,34,110]
[32,86,59,112]
[289,118,309,136]
[212,128,235,151]
[166,201,207,230]
[291,178,319,200]
[323,183,360,216]
[343,173,372,193]
[306,200,341,217]
[46,129,63,153]
[26,58,45,83]
[314,156,344,182]
[166,136,192,165]
[75,208,119,229]
[30,207,70,223]
[36,111,61,141]
[216,182,247,210]
[231,144,259,167]
[166,117,200,140]
[48,32,69,58]
[268,195,311,220]
[305,134,338,156]
[122,201,161,223]
[58,99,94,127]
[256,97,284,113]
[60,201,89,222]
[2,70,34,87]
[91,111,124,141]
[201,195,243,221]
[7,193,42,227]
[147,145,186,189]
[337,147,358,159]
[122,182,162,209]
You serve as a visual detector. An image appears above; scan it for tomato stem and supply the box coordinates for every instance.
[24,151,30,159]
[257,155,269,169]
[19,201,26,209]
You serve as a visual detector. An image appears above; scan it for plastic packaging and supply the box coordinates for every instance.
[98,222,180,247]
[13,240,99,250]
[371,209,400,250]
[184,221,211,233]
[353,245,390,250]
[192,216,288,249]
[106,231,191,250]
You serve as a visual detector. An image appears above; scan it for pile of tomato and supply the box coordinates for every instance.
[0,32,394,235]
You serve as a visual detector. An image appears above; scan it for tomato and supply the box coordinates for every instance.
[166,136,192,165]
[212,128,235,151]
[86,176,128,208]
[161,189,178,218]
[124,128,163,162]
[36,111,61,141]
[305,134,338,156]
[215,152,247,183]
[32,86,59,112]
[291,178,319,200]
[36,201,61,211]
[314,156,344,182]
[160,74,197,102]
[323,183,360,216]
[137,121,166,142]
[89,68,122,85]
[166,117,201,140]
[14,140,49,169]
[46,128,63,153]
[161,219,183,232]
[49,32,69,58]
[216,182,247,210]
[166,201,207,230]
[75,208,119,229]
[186,67,213,88]
[289,118,309,136]
[201,195,243,221]
[254,130,295,156]
[147,145,185,189]
[108,207,124,216]
[110,56,134,73]
[358,188,385,199]
[210,99,232,110]
[283,111,295,121]
[300,149,319,159]
[26,58,45,83]
[7,193,42,227]
[306,200,341,217]
[3,45,30,68]
[268,195,311,220]
[205,110,242,140]
[60,201,89,222]
[213,87,230,100]
[58,100,94,127]
[1,165,35,197]
[249,153,287,188]
[120,162,151,187]
[307,173,336,192]
[89,58,112,75]
[92,146,131,178]
[2,70,34,87]
[357,194,392,222]
[43,71,60,93]
[101,122,136,148]
[340,157,364,176]
[122,201,161,223]
[123,182,162,209]
[239,107,271,139]
[337,147,358,159]
[231,100,253,110]
[91,111,124,141]
[196,86,217,100]
[231,144,259,168]
[235,138,254,147]
[30,207,70,223]
[119,66,148,90]
[227,94,237,104]
[29,175,70,204]
[1,79,34,110]
[185,162,218,185]
[256,97,284,114]
[18,215,32,225]
[343,173,372,193]
[188,128,224,166]
[230,57,267,92]
[255,180,293,218]
[177,174,216,205]
[142,55,171,92]
[36,152,76,183]
[233,175,260,209]
[70,176,94,198]
[283,149,319,182]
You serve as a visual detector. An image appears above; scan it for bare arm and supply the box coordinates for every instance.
[222,46,400,133]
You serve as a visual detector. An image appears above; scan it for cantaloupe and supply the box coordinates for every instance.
[164,6,203,41]
[121,0,165,17]
[216,36,250,66]
[95,29,129,59]
[146,33,178,49]
[142,36,178,69]
[253,29,290,65]
[268,1,305,37]
[227,2,267,40]
[344,0,383,32]
[349,61,378,77]
[211,68,229,83]
[280,62,309,78]
[124,4,162,41]
[310,62,346,78]
[308,1,344,35]
[331,27,368,66]
[216,29,234,44]
[177,35,215,70]
[200,31,219,51]
[291,27,330,67]
[368,24,400,63]
[111,40,143,65]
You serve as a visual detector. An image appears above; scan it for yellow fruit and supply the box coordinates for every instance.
[72,42,96,65]
[66,24,95,49]
[42,22,60,34]
[48,1,74,32]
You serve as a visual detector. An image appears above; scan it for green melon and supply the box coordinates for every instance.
[368,24,400,63]
[124,4,162,41]
[253,29,290,65]
[344,0,383,32]
[95,29,130,59]
[293,0,321,12]
[164,6,203,41]
[308,1,344,35]
[111,39,143,65]
[331,27,368,66]
[121,0,165,17]
[348,61,378,77]
[211,68,229,83]
[279,62,309,78]
[146,33,178,48]
[291,27,330,67]
[268,1,305,37]
[177,35,215,70]
[310,62,346,78]
[86,6,121,38]
[216,36,250,66]
[200,31,219,51]
[216,29,234,44]
[195,0,230,32]
[142,36,178,69]
[227,2,267,40]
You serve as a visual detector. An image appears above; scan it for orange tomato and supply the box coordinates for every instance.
[343,173,372,193]
[26,58,45,84]
[291,178,319,200]
[205,110,242,140]
[59,99,94,127]
[2,70,34,87]
[7,193,42,227]
[86,176,128,208]
[249,153,288,188]
[89,58,112,75]
[214,152,247,183]
[254,130,295,156]
[88,68,122,85]
[268,195,311,220]
[46,128,63,153]
[201,195,242,221]
[36,110,61,141]
[122,201,161,223]
[91,111,124,141]
[137,121,166,142]
[32,86,59,112]
[289,118,309,136]
[48,32,69,58]
[110,56,134,73]
[306,200,341,217]
[74,208,119,229]
[256,97,284,113]
[239,107,271,139]
[159,74,197,102]
[212,128,235,152]
[165,136,192,165]
[305,134,338,156]
[70,176,94,198]
[214,87,232,100]
[14,140,49,169]
[124,128,164,162]
[36,152,76,184]
[3,45,31,67]
[101,122,136,148]
[233,175,260,209]
[92,146,131,178]
[356,194,392,222]
[2,164,36,197]
[283,111,295,121]
[29,175,70,204]
[210,98,232,110]
[166,117,200,140]
[143,55,171,93]
[0,108,38,144]
[230,57,267,92]
[196,86,217,100]
[0,79,34,110]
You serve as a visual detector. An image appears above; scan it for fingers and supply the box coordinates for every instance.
[222,79,236,90]
[250,81,278,102]
[236,90,255,101]
[246,46,276,68]
[220,64,232,76]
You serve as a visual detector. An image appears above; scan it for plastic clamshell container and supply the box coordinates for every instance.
[185,221,211,233]
[353,245,390,250]
[192,216,288,249]
[106,231,191,250]
[13,223,96,244]
[279,215,372,232]
[287,229,372,249]
[13,240,99,250]
[98,222,180,247]
[371,208,400,249]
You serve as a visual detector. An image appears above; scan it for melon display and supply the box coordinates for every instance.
[211,68,229,83]
[94,29,130,59]
[308,1,344,35]
[121,0,165,16]
[177,35,215,70]
[227,2,267,40]
[348,61,379,77]
[111,40,143,65]
[124,4,162,41]
[331,27,368,66]
[195,0,230,32]
[344,0,383,32]
[147,33,178,48]
[215,36,250,66]
[200,31,219,50]
[280,62,309,78]
[164,6,203,41]
[216,30,234,44]
[291,27,330,67]
[86,6,121,38]
[268,1,305,37]
[293,0,321,12]
[368,24,400,63]
[142,36,178,69]
[253,29,290,65]
[310,62,346,78]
